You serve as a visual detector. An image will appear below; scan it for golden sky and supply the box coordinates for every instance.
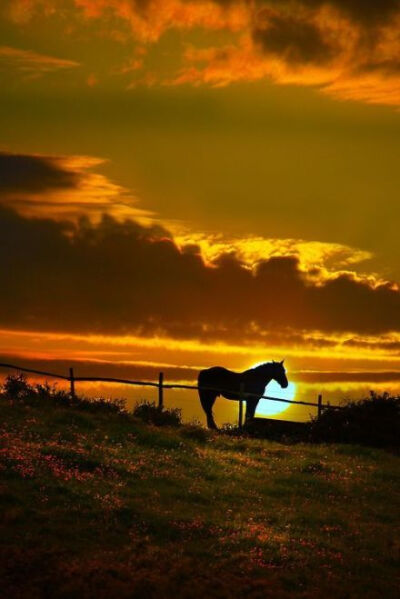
[0,1,399,422]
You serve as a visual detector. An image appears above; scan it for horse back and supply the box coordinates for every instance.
[198,366,268,400]
[198,367,241,398]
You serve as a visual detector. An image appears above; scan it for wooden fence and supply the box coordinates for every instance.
[0,362,343,427]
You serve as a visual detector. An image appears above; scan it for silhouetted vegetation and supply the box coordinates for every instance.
[3,373,127,415]
[236,393,399,450]
[242,418,308,444]
[0,374,399,598]
[133,400,182,427]
[308,392,400,448]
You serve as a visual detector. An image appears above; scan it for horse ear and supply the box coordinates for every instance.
[280,360,285,365]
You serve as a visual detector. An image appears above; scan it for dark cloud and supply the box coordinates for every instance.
[343,338,400,352]
[257,0,400,25]
[1,206,399,341]
[0,150,147,223]
[1,353,399,386]
[293,370,400,383]
[359,59,400,76]
[0,354,199,383]
[0,151,79,194]
[300,0,400,25]
[253,13,334,64]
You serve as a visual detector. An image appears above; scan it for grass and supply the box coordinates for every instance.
[0,378,399,598]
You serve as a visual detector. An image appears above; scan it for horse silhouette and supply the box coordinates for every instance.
[198,361,288,429]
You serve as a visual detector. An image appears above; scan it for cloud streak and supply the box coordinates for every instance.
[0,46,80,78]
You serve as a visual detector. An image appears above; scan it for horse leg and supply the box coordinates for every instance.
[245,399,258,423]
[199,390,218,429]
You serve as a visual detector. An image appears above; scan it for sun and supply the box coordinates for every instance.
[255,380,297,417]
[248,362,296,417]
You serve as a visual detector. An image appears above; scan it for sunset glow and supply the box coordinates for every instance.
[0,0,399,425]
[1,5,399,595]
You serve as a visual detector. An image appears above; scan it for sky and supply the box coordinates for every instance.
[1,0,400,424]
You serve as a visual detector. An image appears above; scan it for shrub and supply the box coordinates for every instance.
[133,401,181,427]
[308,392,400,448]
[3,373,31,399]
[76,396,127,415]
[1,373,127,415]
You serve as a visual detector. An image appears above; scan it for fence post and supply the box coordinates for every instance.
[318,394,322,419]
[238,383,245,429]
[69,367,76,398]
[158,372,164,410]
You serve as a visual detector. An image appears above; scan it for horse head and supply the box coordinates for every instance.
[271,360,288,388]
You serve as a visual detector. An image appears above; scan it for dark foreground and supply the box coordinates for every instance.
[1,386,399,598]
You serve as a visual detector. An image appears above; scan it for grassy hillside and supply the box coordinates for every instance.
[1,381,399,598]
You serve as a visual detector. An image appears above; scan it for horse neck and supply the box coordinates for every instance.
[255,364,274,384]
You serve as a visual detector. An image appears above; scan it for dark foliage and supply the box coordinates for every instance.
[308,392,400,448]
[133,400,182,427]
[221,393,400,449]
[1,373,127,415]
[242,418,307,443]
[2,373,31,399]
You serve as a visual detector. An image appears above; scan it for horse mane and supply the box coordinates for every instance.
[251,362,276,372]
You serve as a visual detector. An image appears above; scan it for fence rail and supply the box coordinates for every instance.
[0,362,343,427]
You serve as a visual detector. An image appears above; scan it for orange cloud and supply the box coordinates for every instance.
[1,328,400,388]
[1,147,399,343]
[173,231,376,283]
[169,7,400,106]
[0,150,152,223]
[0,199,399,342]
[0,45,80,78]
[4,1,400,106]
[72,0,250,42]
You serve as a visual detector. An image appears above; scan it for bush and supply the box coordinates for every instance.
[308,392,400,448]
[3,373,31,399]
[133,400,181,427]
[1,373,127,415]
[76,396,127,415]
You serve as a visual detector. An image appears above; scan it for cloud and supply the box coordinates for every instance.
[4,149,379,290]
[0,151,79,193]
[170,2,400,107]
[253,12,334,65]
[293,370,400,383]
[3,1,400,106]
[300,0,400,24]
[0,353,200,383]
[173,231,374,276]
[0,150,153,223]
[0,46,80,78]
[0,205,399,342]
[1,351,399,386]
[70,0,249,42]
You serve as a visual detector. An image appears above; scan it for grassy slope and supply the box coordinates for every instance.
[1,396,399,599]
